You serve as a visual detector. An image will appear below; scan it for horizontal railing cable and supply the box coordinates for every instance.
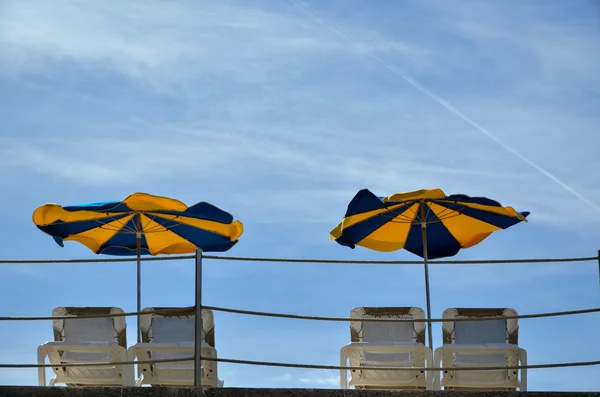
[1,306,599,322]
[1,356,599,372]
[0,254,597,265]
[205,356,600,372]
[203,255,599,265]
[204,305,600,322]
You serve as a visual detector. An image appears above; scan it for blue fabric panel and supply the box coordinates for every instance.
[403,223,424,257]
[151,204,233,223]
[63,201,131,212]
[36,213,130,240]
[334,238,356,249]
[404,216,462,260]
[435,201,529,229]
[52,235,64,247]
[96,216,144,254]
[184,202,234,223]
[197,239,239,252]
[343,189,386,217]
[98,231,150,256]
[443,194,505,207]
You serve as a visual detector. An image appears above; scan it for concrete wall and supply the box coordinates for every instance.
[1,388,599,397]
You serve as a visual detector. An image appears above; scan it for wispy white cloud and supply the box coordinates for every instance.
[3,265,45,278]
[1,0,599,230]
[0,0,427,95]
[288,0,600,219]
[3,126,572,228]
[270,373,293,382]
[298,374,338,388]
[423,0,600,87]
[0,2,320,87]
[271,369,338,388]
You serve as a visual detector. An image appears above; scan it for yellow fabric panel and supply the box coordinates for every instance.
[329,222,344,240]
[429,203,500,248]
[354,237,407,252]
[63,215,134,253]
[459,232,492,249]
[140,215,197,255]
[154,242,200,255]
[147,213,244,240]
[32,204,122,227]
[354,206,416,252]
[122,192,188,212]
[383,188,445,203]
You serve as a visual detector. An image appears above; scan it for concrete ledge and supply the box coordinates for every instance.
[1,388,599,397]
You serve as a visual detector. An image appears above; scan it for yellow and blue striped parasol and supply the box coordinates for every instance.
[33,192,243,341]
[330,188,529,348]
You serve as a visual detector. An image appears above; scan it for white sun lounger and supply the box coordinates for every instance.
[433,307,527,391]
[127,306,223,387]
[37,306,132,387]
[340,306,433,390]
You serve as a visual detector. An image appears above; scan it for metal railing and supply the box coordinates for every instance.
[1,250,599,390]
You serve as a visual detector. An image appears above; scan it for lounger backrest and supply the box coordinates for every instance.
[52,307,126,347]
[140,306,215,347]
[351,307,425,362]
[51,306,126,365]
[442,308,518,364]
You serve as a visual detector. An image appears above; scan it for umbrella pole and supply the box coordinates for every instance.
[420,203,434,350]
[136,215,142,344]
[194,248,204,388]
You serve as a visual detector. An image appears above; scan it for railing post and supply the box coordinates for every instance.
[194,249,203,388]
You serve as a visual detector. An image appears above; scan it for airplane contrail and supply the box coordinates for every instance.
[286,0,600,215]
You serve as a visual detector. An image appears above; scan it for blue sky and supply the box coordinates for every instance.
[1,0,599,391]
